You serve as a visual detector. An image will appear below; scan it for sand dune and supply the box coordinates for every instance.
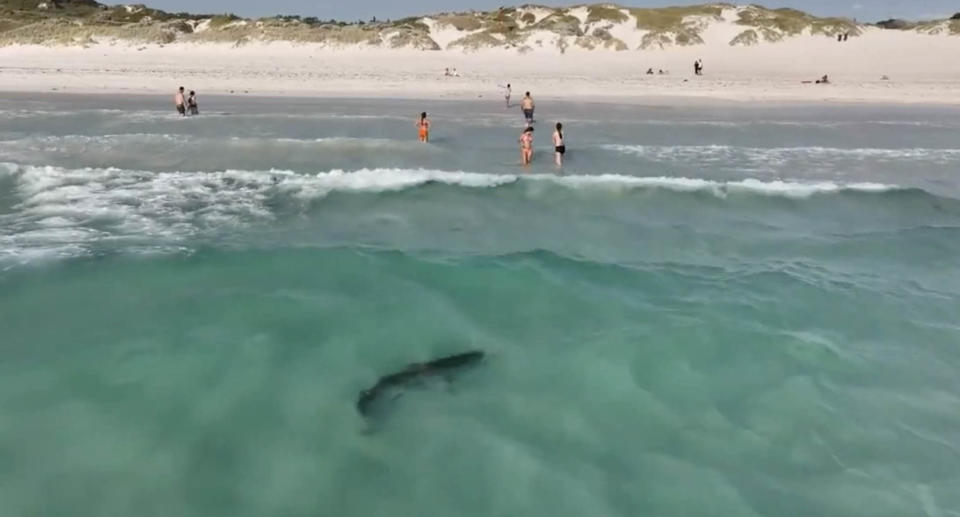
[0,3,958,103]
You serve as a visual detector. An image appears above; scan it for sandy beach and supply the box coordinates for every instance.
[1,23,959,104]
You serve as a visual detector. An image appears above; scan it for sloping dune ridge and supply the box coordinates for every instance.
[0,0,959,102]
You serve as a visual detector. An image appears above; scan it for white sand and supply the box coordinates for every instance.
[0,25,958,104]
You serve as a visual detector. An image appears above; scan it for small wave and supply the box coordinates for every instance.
[2,163,906,207]
[0,163,932,267]
[602,144,960,163]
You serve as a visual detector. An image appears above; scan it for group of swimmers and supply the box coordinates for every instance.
[519,122,565,167]
[416,89,565,167]
[173,86,199,116]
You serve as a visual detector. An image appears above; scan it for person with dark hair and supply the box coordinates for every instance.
[552,122,565,167]
[174,86,185,116]
[416,112,430,142]
[519,126,534,166]
[187,90,199,115]
[521,92,535,125]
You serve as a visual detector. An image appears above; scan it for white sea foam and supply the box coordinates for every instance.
[0,163,909,265]
[602,144,960,163]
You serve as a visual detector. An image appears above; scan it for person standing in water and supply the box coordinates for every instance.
[552,122,565,167]
[416,112,430,142]
[504,83,512,108]
[521,92,535,125]
[519,126,534,166]
[187,90,199,116]
[174,86,186,116]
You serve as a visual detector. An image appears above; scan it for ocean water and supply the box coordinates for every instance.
[1,93,959,516]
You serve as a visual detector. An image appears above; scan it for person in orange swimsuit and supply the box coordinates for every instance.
[417,112,430,142]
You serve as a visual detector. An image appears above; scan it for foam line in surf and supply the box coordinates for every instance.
[602,144,960,161]
[2,163,907,201]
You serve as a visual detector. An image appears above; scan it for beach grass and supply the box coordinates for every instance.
[0,2,955,50]
[585,5,628,24]
[628,5,725,31]
[447,31,502,50]
[435,14,483,31]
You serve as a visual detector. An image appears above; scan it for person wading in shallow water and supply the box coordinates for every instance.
[552,122,565,167]
[174,86,185,116]
[416,112,430,143]
[519,126,534,166]
[521,91,535,125]
[187,90,199,115]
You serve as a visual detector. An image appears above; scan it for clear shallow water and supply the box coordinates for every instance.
[1,94,959,516]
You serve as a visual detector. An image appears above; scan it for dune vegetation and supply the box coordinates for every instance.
[0,0,955,50]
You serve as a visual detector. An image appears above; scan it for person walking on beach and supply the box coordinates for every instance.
[174,86,186,116]
[521,92,535,125]
[552,122,565,167]
[519,126,534,166]
[416,112,430,142]
[504,83,512,108]
[187,90,199,116]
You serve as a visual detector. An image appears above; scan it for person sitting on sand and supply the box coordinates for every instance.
[519,126,534,166]
[174,86,185,116]
[815,75,830,84]
[187,90,199,116]
[646,68,654,75]
[444,68,451,77]
[521,92,535,125]
[416,112,430,142]
[552,122,565,168]
[658,69,665,75]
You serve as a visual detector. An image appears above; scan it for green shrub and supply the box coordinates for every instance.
[586,5,627,24]
[436,14,482,31]
[208,14,239,29]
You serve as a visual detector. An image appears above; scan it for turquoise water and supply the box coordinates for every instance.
[1,94,959,516]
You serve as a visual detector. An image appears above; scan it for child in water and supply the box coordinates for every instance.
[416,112,430,142]
[519,126,534,166]
[187,91,199,116]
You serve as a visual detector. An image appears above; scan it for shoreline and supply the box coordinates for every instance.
[2,86,960,108]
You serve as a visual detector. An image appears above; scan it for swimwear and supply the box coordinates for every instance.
[523,109,533,120]
[176,104,185,115]
[520,131,532,145]
[555,145,566,154]
[419,127,429,139]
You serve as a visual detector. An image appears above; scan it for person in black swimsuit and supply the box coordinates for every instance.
[553,122,565,167]
[187,90,199,115]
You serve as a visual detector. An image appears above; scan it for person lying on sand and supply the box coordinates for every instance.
[803,75,831,85]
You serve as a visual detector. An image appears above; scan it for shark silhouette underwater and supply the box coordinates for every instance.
[357,350,486,417]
